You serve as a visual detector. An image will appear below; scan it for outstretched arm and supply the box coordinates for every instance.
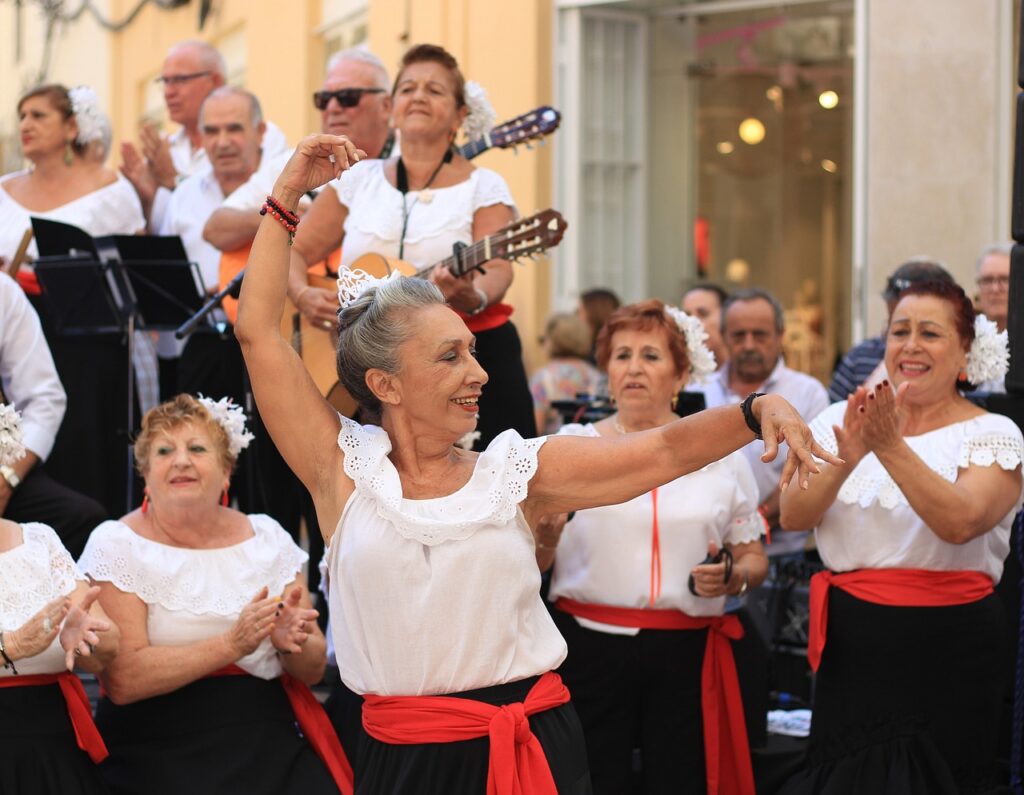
[524,395,842,523]
[234,135,365,532]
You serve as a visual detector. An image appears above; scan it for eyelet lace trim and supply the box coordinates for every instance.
[78,516,306,616]
[337,416,546,546]
[0,523,81,627]
[809,405,1024,509]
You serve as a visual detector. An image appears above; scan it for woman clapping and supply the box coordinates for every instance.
[80,395,350,795]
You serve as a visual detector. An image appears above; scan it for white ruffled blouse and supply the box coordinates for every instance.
[331,158,517,271]
[0,523,83,677]
[327,416,567,697]
[549,423,764,634]
[79,515,306,680]
[809,402,1024,581]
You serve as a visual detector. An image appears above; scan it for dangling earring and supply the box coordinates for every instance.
[220,487,230,507]
[671,394,679,411]
[63,141,74,166]
[141,490,150,514]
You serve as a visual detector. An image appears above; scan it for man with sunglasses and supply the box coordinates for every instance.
[203,49,393,261]
[828,257,954,402]
[121,39,287,231]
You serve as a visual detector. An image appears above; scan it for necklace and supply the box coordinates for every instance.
[613,415,626,435]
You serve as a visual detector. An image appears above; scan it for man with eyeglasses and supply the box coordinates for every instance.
[120,39,287,231]
[203,49,393,274]
[974,243,1012,393]
[828,257,954,402]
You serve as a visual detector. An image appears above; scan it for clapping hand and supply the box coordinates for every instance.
[6,596,69,662]
[857,380,910,455]
[59,586,111,671]
[755,394,844,490]
[140,123,177,190]
[226,586,278,658]
[270,586,319,655]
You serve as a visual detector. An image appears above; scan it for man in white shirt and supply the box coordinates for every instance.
[698,288,830,555]
[974,243,1012,393]
[121,39,288,231]
[0,273,106,557]
[203,49,394,326]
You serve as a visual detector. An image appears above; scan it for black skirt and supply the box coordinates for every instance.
[356,676,592,794]
[780,588,1010,795]
[553,607,710,795]
[95,675,339,795]
[0,681,110,795]
[473,321,537,448]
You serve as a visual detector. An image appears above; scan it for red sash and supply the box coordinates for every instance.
[457,301,513,334]
[0,671,108,763]
[807,568,995,673]
[556,598,755,795]
[208,665,354,795]
[361,671,569,795]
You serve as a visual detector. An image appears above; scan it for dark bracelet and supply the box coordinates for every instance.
[741,392,765,440]
[0,631,18,675]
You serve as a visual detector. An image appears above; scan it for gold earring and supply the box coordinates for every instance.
[63,141,74,166]
[671,394,679,411]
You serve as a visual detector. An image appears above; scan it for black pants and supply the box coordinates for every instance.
[3,466,107,558]
[553,608,708,795]
[474,321,537,448]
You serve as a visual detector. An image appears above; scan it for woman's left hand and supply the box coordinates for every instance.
[59,586,111,671]
[858,380,910,454]
[690,541,732,598]
[755,394,844,490]
[270,586,319,655]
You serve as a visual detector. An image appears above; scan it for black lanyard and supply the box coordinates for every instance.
[396,148,452,260]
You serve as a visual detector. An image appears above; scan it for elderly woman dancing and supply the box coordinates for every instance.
[0,403,118,794]
[79,395,350,795]
[543,301,768,795]
[234,133,839,794]
[778,279,1023,795]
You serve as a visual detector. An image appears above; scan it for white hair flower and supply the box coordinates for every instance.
[197,395,254,459]
[665,306,717,384]
[462,81,496,143]
[0,404,26,468]
[68,86,106,146]
[965,313,1010,386]
[337,268,403,310]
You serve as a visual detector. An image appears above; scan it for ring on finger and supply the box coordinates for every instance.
[73,647,82,657]
[42,617,52,633]
[328,153,337,164]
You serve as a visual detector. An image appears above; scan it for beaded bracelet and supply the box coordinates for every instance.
[0,631,19,675]
[260,195,299,246]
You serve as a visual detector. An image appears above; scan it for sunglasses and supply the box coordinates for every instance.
[154,71,212,86]
[313,88,386,111]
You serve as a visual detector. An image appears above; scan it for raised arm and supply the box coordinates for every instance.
[524,395,841,523]
[234,135,363,527]
[288,187,349,328]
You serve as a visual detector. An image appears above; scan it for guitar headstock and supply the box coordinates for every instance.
[494,209,568,262]
[488,106,561,150]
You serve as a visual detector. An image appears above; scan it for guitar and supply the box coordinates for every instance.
[216,105,562,320]
[300,209,568,416]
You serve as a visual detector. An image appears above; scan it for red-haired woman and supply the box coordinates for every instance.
[779,280,1023,794]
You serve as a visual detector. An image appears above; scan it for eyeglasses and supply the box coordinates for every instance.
[313,88,385,111]
[977,275,1010,290]
[155,71,212,86]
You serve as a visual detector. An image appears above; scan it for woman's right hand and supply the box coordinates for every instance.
[832,386,871,467]
[225,587,278,658]
[272,134,367,208]
[6,596,69,661]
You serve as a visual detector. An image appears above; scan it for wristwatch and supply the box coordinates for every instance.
[0,465,20,490]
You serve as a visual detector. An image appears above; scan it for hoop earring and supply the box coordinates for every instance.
[220,488,230,507]
[63,141,74,166]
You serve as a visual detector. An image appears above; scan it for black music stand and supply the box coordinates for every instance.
[33,220,207,511]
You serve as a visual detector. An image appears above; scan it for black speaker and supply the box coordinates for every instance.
[1008,245,1024,394]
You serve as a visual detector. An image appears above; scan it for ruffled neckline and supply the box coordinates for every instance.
[337,417,546,546]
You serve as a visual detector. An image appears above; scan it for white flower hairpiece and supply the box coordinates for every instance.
[68,86,106,146]
[965,313,1010,386]
[337,268,403,310]
[197,395,254,459]
[664,307,717,384]
[0,404,26,468]
[462,81,496,143]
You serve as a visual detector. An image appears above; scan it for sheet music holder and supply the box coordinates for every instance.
[31,217,98,258]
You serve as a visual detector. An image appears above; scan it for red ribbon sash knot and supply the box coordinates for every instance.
[0,671,108,763]
[362,670,570,795]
